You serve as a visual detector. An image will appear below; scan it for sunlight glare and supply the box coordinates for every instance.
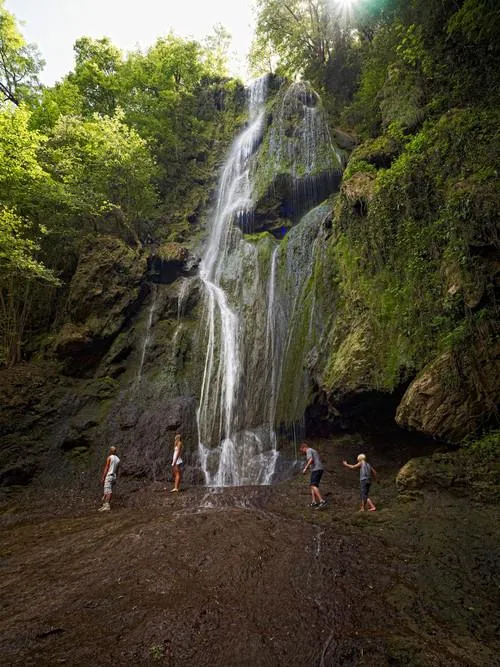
[330,0,360,24]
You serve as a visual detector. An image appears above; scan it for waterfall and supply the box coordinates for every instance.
[196,77,340,486]
[177,278,190,320]
[136,284,157,382]
[197,77,275,486]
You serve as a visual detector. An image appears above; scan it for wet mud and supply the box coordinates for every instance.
[1,437,499,666]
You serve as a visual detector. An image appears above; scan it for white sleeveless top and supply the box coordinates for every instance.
[172,446,183,465]
[107,454,120,476]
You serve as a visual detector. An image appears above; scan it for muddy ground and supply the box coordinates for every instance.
[1,436,499,667]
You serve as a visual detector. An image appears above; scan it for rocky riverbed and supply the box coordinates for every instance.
[1,436,499,667]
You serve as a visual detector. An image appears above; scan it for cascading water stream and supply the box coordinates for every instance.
[196,77,341,487]
[265,247,279,449]
[136,283,157,383]
[197,78,274,486]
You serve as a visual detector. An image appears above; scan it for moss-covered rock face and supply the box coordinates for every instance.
[2,78,499,490]
[159,79,248,245]
[250,80,343,231]
[309,106,500,438]
[271,203,335,425]
[55,236,147,373]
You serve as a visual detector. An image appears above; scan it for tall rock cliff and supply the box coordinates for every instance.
[1,79,498,489]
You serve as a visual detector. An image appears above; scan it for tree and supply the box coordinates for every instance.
[202,24,232,78]
[252,0,361,115]
[0,105,59,365]
[117,34,223,209]
[67,37,122,116]
[0,207,59,365]
[0,105,52,221]
[0,0,44,105]
[254,0,335,79]
[41,112,159,243]
[29,79,84,130]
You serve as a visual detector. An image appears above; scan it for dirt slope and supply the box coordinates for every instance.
[1,441,499,666]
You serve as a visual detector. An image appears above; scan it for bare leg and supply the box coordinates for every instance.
[171,465,181,491]
[311,485,323,503]
[98,491,112,511]
[367,498,376,511]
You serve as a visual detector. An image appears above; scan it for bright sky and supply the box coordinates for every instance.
[6,0,256,84]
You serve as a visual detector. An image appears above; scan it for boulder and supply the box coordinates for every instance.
[396,339,500,442]
[396,449,500,500]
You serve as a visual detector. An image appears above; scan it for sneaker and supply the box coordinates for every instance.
[309,502,319,507]
[315,500,327,510]
[98,503,110,512]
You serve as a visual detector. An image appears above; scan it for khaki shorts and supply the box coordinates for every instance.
[104,474,116,494]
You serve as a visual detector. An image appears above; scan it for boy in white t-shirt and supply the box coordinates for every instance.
[98,446,120,512]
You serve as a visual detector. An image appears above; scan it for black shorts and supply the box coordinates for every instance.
[360,480,371,501]
[310,470,323,487]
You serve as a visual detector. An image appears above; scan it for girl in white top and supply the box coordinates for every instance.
[170,433,183,492]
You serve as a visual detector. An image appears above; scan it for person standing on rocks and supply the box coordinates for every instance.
[98,446,120,512]
[170,433,184,493]
[342,453,377,512]
[300,443,326,509]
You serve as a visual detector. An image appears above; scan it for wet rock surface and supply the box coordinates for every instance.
[1,438,498,667]
[396,339,500,442]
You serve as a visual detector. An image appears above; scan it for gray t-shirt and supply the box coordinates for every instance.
[360,461,371,481]
[306,448,323,472]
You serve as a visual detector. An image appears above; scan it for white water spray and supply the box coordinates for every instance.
[137,284,157,382]
[197,78,276,486]
[196,77,341,487]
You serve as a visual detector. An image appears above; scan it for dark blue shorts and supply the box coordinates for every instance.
[310,470,323,487]
[360,480,371,501]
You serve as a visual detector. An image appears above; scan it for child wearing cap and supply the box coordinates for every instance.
[342,453,377,512]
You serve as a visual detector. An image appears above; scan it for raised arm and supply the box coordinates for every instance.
[342,460,361,470]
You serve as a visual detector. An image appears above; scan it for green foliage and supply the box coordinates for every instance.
[68,37,123,116]
[462,430,500,457]
[342,159,377,181]
[252,0,361,116]
[343,0,500,137]
[0,6,245,367]
[328,106,500,391]
[0,206,60,367]
[447,0,500,48]
[30,80,84,130]
[0,0,44,104]
[0,105,49,210]
[41,112,159,242]
[0,206,58,283]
